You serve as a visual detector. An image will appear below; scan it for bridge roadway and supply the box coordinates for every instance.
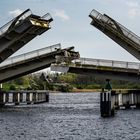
[51,58,140,82]
[89,9,140,61]
[0,44,79,83]
[0,9,52,63]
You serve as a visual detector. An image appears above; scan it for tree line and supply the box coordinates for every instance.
[2,72,140,92]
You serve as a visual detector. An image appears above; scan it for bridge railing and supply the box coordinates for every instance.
[73,58,140,70]
[90,9,140,47]
[41,13,53,22]
[0,9,32,36]
[0,43,61,68]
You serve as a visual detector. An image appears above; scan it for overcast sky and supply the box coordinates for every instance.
[0,0,140,62]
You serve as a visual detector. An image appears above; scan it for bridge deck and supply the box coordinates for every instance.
[73,58,140,72]
[0,9,53,63]
[0,44,61,68]
[0,44,79,83]
[89,9,140,60]
[51,58,140,82]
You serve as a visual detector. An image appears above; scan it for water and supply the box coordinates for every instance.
[0,92,140,140]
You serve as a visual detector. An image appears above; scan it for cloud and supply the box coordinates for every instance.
[126,1,139,7]
[22,0,43,2]
[9,9,23,17]
[53,9,70,21]
[126,1,140,18]
[128,8,140,18]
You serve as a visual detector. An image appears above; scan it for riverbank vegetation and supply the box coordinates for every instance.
[2,72,140,92]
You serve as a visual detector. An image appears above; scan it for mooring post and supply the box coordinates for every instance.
[100,90,111,117]
[100,79,116,117]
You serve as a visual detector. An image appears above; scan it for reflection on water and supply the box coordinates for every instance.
[0,92,140,140]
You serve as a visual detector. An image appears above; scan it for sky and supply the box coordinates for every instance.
[0,0,140,62]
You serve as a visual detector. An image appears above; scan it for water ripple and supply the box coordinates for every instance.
[0,92,139,140]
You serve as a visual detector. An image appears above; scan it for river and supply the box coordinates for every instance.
[0,92,140,140]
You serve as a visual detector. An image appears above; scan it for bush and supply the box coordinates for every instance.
[86,84,101,89]
[58,84,73,92]
[75,85,84,89]
[9,85,16,90]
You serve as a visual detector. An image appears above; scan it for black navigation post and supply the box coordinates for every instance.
[100,79,113,117]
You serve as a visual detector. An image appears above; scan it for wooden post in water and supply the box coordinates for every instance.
[136,91,140,108]
[33,92,36,103]
[20,92,23,103]
[26,92,31,104]
[46,92,49,102]
[115,94,119,109]
[5,93,9,103]
[13,92,19,105]
[0,91,5,106]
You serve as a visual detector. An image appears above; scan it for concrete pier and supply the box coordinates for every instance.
[0,90,49,106]
[100,89,140,117]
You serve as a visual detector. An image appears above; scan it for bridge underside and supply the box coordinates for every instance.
[0,56,54,83]
[89,9,140,61]
[51,58,140,83]
[0,9,53,63]
[0,44,79,83]
[68,67,140,82]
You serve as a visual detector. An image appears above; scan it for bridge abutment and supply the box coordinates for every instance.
[100,89,140,117]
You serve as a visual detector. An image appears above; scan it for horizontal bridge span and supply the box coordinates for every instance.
[51,58,140,82]
[89,9,140,60]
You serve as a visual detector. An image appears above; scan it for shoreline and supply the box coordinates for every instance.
[49,89,102,93]
[49,88,139,93]
[72,89,101,92]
